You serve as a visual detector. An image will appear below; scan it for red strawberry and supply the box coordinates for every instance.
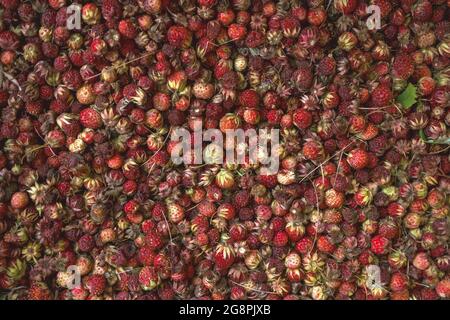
[373,0,392,17]
[436,279,450,298]
[118,19,137,39]
[167,25,192,48]
[214,59,233,80]
[25,101,43,116]
[243,108,260,125]
[239,89,260,109]
[420,287,439,300]
[0,0,19,10]
[371,84,393,107]
[150,97,169,119]
[270,218,285,232]
[257,174,278,188]
[281,16,300,37]
[391,8,406,26]
[106,154,123,170]
[273,231,289,247]
[217,203,236,220]
[285,222,305,241]
[67,49,84,67]
[387,202,405,218]
[50,100,69,114]
[371,235,390,255]
[28,282,51,300]
[412,252,430,270]
[293,109,313,129]
[323,209,343,224]
[214,243,235,269]
[229,223,247,242]
[56,113,81,137]
[167,70,188,92]
[145,232,163,250]
[57,181,71,196]
[293,64,313,90]
[358,250,374,265]
[193,81,215,100]
[46,130,66,148]
[227,24,246,41]
[358,123,379,140]
[245,30,265,48]
[324,189,345,208]
[10,191,29,209]
[349,115,367,134]
[39,85,53,100]
[317,235,336,253]
[378,218,399,239]
[322,91,340,109]
[347,148,369,169]
[255,204,272,221]
[219,113,241,132]
[158,284,175,300]
[79,107,102,129]
[391,290,409,300]
[167,202,184,223]
[86,274,106,296]
[334,0,358,14]
[412,0,432,22]
[233,190,250,208]
[307,8,327,26]
[123,199,139,215]
[141,219,156,234]
[418,76,435,96]
[139,266,160,290]
[140,0,162,14]
[78,234,95,252]
[196,232,209,246]
[354,187,373,207]
[317,56,336,76]
[270,217,286,231]
[285,252,302,269]
[197,200,216,217]
[426,189,445,209]
[208,229,220,245]
[102,0,122,21]
[218,9,235,26]
[238,207,254,221]
[266,109,282,125]
[138,246,156,266]
[303,140,324,161]
[392,53,414,80]
[191,215,209,234]
[390,272,408,292]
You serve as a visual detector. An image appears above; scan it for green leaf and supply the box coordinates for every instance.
[420,128,450,145]
[396,83,417,109]
[419,129,426,142]
[426,137,450,145]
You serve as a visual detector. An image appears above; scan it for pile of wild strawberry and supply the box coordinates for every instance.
[0,0,449,300]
